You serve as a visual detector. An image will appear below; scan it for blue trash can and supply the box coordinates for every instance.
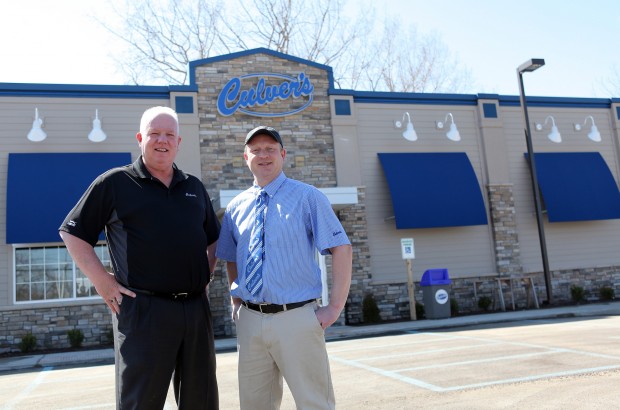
[420,269,451,319]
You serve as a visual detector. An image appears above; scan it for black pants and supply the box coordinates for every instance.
[112,292,218,409]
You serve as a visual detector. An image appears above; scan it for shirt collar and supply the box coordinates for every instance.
[253,171,287,198]
[132,156,187,185]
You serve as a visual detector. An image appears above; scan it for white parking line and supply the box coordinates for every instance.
[330,330,620,392]
[328,336,461,353]
[330,355,444,392]
[332,351,620,393]
[3,366,53,409]
[440,365,620,392]
[423,331,620,361]
[355,342,499,362]
[395,350,558,372]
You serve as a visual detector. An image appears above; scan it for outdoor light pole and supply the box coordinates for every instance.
[517,58,553,305]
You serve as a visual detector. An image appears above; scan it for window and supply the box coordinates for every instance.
[14,244,112,303]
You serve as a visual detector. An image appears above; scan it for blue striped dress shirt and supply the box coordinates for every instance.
[216,172,351,304]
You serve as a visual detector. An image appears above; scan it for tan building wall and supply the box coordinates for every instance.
[0,91,205,350]
[1,49,620,350]
[330,91,620,318]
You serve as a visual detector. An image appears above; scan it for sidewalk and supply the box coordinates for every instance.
[2,302,619,373]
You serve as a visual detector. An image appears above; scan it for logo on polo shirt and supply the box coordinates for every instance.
[185,193,197,198]
[67,220,76,227]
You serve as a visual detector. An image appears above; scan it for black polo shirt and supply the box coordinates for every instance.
[59,157,220,294]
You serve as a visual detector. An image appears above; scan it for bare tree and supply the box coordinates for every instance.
[100,0,473,93]
[232,0,363,65]
[100,0,226,85]
[599,65,620,97]
[356,19,473,93]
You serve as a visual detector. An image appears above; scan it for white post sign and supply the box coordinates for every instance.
[401,238,417,320]
[401,238,415,259]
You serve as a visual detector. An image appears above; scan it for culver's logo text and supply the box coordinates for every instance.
[217,72,314,117]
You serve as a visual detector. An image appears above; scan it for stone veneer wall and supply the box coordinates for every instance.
[552,267,620,303]
[194,54,336,190]
[487,184,523,277]
[337,187,371,325]
[364,267,620,322]
[0,303,112,353]
[207,275,234,337]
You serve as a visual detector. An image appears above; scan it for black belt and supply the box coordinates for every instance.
[128,287,203,300]
[242,299,315,314]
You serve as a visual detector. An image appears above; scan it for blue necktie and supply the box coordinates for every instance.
[246,190,267,297]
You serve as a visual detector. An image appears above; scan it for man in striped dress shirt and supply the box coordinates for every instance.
[216,126,353,410]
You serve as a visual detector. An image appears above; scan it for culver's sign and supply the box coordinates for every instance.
[217,72,314,117]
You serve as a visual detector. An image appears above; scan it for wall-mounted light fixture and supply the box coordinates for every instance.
[435,113,461,142]
[574,115,601,142]
[27,108,47,142]
[88,109,107,142]
[535,115,562,143]
[394,112,417,141]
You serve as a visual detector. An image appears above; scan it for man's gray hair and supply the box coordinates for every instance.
[140,106,179,135]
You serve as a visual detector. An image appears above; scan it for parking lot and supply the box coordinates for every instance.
[2,314,620,409]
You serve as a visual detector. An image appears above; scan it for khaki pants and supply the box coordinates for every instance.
[236,302,335,410]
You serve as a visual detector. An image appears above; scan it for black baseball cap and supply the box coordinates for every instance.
[245,126,284,147]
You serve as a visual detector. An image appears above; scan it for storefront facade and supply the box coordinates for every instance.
[1,48,620,351]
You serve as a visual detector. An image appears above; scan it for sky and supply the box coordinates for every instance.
[2,0,619,98]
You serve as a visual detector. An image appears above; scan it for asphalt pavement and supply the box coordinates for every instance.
[2,301,619,373]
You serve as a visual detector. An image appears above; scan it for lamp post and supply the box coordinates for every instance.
[517,58,553,305]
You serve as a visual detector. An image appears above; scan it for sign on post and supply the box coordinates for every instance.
[401,238,415,259]
[401,238,417,320]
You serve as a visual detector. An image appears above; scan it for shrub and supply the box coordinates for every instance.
[106,329,114,345]
[450,298,459,317]
[415,302,425,320]
[362,294,381,323]
[600,286,615,301]
[19,333,37,353]
[67,329,85,348]
[570,285,586,304]
[478,296,492,311]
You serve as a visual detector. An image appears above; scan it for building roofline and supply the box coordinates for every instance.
[0,82,196,99]
[188,47,334,87]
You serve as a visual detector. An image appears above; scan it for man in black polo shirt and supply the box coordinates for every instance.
[59,106,220,409]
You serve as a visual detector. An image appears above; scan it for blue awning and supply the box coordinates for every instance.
[526,152,620,222]
[378,152,488,229]
[6,152,132,244]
